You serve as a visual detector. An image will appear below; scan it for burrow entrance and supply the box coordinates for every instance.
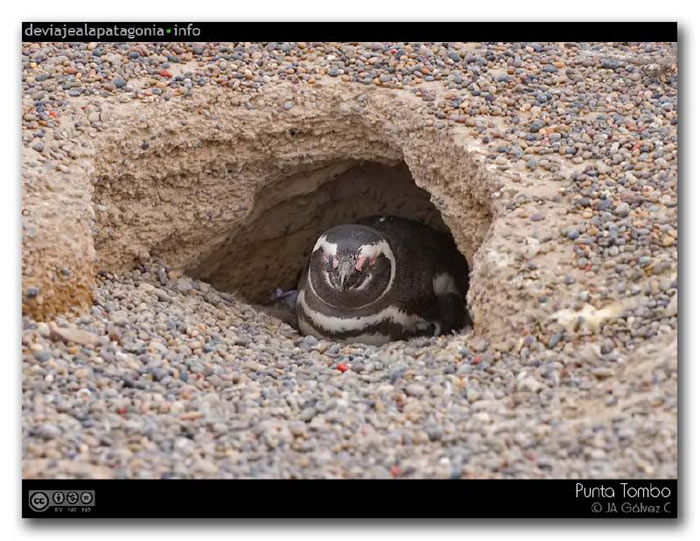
[190,160,452,304]
[88,82,499,337]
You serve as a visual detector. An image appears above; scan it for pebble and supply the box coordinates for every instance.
[36,424,61,440]
[299,407,316,422]
[517,377,543,393]
[175,278,193,293]
[591,367,616,378]
[614,202,630,217]
[302,335,318,347]
[405,384,425,397]
[49,325,100,346]
[473,338,489,352]
[548,333,563,349]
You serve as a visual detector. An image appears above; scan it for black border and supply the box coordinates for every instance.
[21,22,677,43]
[23,479,677,518]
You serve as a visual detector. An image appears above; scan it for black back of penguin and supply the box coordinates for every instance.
[356,215,469,327]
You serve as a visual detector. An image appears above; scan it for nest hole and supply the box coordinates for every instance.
[91,94,496,338]
[188,160,461,307]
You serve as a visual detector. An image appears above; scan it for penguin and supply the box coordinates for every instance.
[296,215,470,345]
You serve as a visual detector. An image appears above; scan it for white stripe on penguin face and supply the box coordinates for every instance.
[312,234,338,256]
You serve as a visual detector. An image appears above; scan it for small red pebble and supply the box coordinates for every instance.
[159,69,172,78]
[390,466,401,477]
[48,111,57,118]
[336,362,349,373]
[117,407,127,415]
[472,355,481,365]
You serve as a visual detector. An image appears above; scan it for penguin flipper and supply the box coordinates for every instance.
[436,293,469,333]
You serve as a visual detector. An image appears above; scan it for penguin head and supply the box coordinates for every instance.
[307,224,395,309]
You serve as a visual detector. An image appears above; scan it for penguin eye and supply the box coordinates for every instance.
[320,251,339,270]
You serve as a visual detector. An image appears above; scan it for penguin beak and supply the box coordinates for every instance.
[338,260,354,290]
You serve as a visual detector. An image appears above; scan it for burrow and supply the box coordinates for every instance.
[26,80,567,348]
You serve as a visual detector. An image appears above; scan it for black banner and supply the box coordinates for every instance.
[23,479,677,519]
[21,22,677,43]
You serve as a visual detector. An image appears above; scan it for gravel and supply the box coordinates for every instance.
[21,262,676,479]
[21,40,677,479]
